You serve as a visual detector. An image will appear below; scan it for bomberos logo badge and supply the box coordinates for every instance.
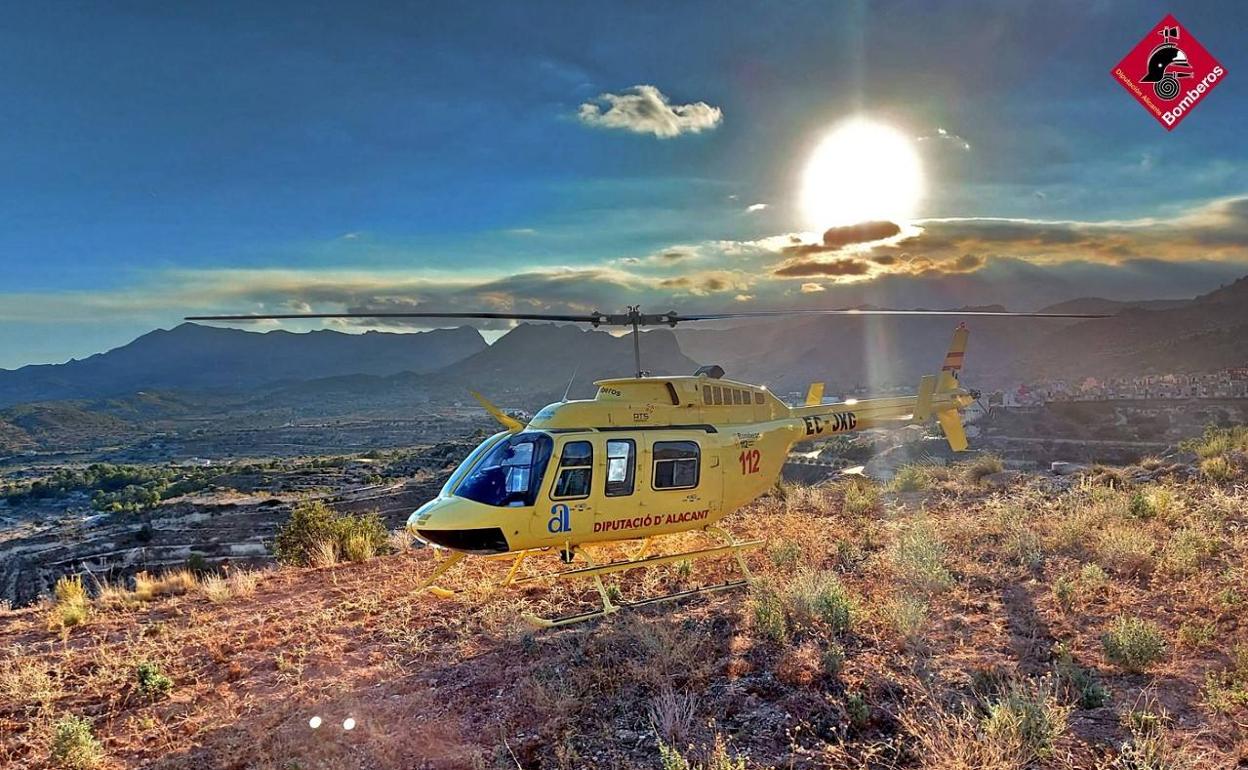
[1111,15,1225,131]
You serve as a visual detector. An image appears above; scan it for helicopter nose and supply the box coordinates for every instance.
[415,526,509,554]
[406,498,513,554]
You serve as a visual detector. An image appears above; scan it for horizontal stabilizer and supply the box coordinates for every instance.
[936,409,968,452]
[914,375,936,421]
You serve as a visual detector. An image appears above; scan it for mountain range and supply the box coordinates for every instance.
[2,276,1247,449]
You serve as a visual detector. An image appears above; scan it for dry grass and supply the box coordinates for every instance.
[1,468,1245,769]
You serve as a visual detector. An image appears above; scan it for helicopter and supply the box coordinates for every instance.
[188,305,1107,626]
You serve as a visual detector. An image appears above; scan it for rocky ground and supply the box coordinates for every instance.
[2,443,1247,769]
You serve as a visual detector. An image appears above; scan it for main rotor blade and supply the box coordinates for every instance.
[184,311,605,323]
[670,309,1112,322]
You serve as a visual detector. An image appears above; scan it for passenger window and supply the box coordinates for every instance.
[605,439,635,497]
[703,385,712,404]
[712,386,723,405]
[552,440,592,499]
[732,389,743,405]
[653,441,699,490]
[755,392,764,404]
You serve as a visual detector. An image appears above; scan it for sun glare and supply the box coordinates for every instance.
[800,119,923,230]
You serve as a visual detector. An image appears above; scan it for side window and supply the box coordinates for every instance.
[552,440,592,499]
[605,439,635,497]
[703,385,712,404]
[732,389,743,405]
[754,392,764,404]
[712,386,723,405]
[653,441,699,490]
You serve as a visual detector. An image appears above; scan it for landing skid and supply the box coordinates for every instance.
[414,527,762,628]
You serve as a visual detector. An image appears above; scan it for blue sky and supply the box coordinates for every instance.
[1,1,1246,367]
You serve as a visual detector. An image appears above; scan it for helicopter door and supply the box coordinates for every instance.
[537,437,595,542]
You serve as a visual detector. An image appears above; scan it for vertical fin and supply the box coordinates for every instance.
[937,323,969,392]
[470,391,524,432]
[804,382,825,406]
[914,375,936,420]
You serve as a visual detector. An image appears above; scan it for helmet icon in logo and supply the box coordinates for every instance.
[1140,25,1192,100]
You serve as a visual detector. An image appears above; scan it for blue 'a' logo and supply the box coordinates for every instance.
[548,503,571,533]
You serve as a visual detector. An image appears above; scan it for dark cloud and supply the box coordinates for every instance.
[773,258,871,277]
[782,220,902,256]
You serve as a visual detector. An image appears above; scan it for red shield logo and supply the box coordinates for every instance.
[1111,15,1226,131]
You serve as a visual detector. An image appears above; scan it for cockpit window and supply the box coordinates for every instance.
[454,432,553,507]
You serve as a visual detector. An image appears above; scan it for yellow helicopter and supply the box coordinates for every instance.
[188,305,1106,626]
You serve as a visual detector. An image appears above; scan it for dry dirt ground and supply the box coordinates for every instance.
[2,467,1247,769]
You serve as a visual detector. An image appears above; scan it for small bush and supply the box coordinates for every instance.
[54,575,87,606]
[135,661,173,699]
[843,479,879,515]
[1160,527,1212,577]
[226,568,261,597]
[749,585,788,644]
[845,691,870,731]
[648,686,696,746]
[966,453,1004,484]
[1053,575,1076,612]
[342,533,376,563]
[199,575,232,603]
[980,679,1070,763]
[49,575,90,630]
[1096,525,1155,576]
[785,569,854,635]
[1127,491,1156,520]
[51,715,104,769]
[887,594,928,647]
[889,521,953,594]
[891,464,932,492]
[1102,616,1167,673]
[133,569,197,601]
[1053,644,1110,709]
[1201,456,1235,482]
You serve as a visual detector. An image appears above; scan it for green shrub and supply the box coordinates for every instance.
[51,715,104,769]
[135,661,173,699]
[272,502,388,566]
[273,501,339,566]
[1102,616,1167,673]
[785,569,854,635]
[845,691,870,730]
[1053,644,1109,709]
[749,585,788,644]
[1127,491,1156,520]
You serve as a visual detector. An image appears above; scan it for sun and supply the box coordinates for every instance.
[800,118,923,230]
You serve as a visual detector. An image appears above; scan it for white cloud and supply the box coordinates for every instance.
[746,203,768,213]
[578,85,723,139]
[800,283,825,293]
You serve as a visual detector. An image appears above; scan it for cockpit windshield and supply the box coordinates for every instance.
[453,431,553,507]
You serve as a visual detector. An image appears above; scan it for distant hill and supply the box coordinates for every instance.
[676,314,1075,394]
[1016,276,1248,381]
[0,323,487,407]
[0,402,133,454]
[260,324,703,412]
[1037,297,1191,315]
[438,324,699,400]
